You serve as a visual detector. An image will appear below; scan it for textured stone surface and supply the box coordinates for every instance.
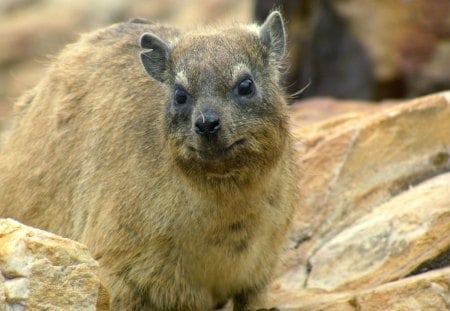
[0,218,100,310]
[307,172,450,290]
[290,91,450,246]
[272,91,450,306]
[270,267,450,311]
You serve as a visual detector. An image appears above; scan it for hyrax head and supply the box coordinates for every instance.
[140,12,289,180]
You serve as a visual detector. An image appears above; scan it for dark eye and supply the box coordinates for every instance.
[174,88,188,105]
[237,78,255,96]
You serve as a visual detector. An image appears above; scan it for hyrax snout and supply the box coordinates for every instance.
[194,110,221,137]
[0,11,298,311]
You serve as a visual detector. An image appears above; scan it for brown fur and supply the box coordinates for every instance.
[0,12,297,311]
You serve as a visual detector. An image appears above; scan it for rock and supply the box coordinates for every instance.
[416,41,450,95]
[290,91,450,243]
[0,218,101,310]
[276,91,450,296]
[307,172,450,290]
[289,97,396,125]
[270,267,450,310]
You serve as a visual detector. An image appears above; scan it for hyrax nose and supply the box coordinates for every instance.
[195,112,221,136]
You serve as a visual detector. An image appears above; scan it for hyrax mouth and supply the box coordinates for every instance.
[188,138,246,160]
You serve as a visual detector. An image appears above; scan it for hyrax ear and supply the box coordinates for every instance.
[259,11,286,62]
[140,33,170,82]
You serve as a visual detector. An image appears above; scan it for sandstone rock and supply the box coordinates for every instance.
[338,0,450,98]
[270,267,450,311]
[289,97,396,125]
[307,172,450,290]
[416,41,450,95]
[278,91,450,291]
[0,218,101,310]
[293,91,449,237]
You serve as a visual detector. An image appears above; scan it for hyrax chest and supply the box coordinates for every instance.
[172,193,276,295]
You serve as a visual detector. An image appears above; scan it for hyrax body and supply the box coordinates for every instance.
[0,12,297,311]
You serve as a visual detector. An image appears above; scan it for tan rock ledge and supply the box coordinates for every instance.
[307,172,450,291]
[270,266,450,311]
[0,218,101,310]
[282,91,450,289]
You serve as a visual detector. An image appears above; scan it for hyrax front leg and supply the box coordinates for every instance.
[232,288,280,311]
[104,268,214,311]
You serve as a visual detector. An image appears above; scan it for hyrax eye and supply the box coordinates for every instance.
[237,78,255,96]
[174,88,188,105]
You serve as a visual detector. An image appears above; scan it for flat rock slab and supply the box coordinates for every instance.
[307,172,450,290]
[281,92,450,289]
[270,267,450,311]
[291,91,450,241]
[0,218,100,310]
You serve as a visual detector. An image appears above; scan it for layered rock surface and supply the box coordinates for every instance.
[265,91,450,310]
[307,172,450,291]
[0,218,101,310]
[271,267,450,311]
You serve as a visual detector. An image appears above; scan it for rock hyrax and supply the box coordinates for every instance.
[0,11,298,311]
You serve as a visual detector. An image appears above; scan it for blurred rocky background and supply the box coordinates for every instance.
[1,1,449,310]
[256,0,450,100]
[0,0,252,131]
[2,0,450,128]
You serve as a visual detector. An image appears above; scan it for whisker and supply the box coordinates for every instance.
[288,78,311,100]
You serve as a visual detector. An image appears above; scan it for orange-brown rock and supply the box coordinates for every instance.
[288,91,449,245]
[275,91,450,302]
[308,172,450,290]
[270,267,450,311]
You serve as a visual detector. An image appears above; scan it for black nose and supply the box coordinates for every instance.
[195,112,221,136]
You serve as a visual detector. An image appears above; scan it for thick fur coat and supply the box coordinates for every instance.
[0,12,298,311]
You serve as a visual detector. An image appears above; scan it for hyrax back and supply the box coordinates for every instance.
[0,12,298,311]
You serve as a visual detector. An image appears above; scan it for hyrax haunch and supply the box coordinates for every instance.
[0,11,298,311]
